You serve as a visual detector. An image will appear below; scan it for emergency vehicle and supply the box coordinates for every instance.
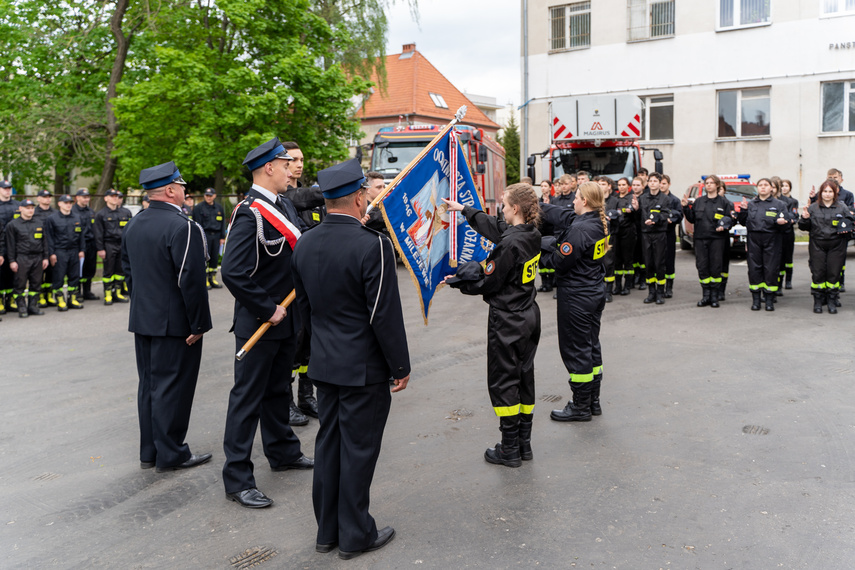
[526,95,663,183]
[679,174,757,255]
[369,124,506,214]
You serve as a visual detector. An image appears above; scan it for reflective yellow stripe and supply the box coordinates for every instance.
[604,276,615,282]
[699,277,711,284]
[570,372,594,383]
[494,404,520,417]
[593,365,603,375]
[811,282,826,289]
[520,403,535,414]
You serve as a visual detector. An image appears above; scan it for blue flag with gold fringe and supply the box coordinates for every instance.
[380,128,493,323]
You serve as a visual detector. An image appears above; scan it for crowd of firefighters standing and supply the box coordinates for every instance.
[534,167,853,315]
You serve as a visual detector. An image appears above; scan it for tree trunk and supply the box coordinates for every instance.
[54,143,73,195]
[214,166,225,195]
[96,0,132,196]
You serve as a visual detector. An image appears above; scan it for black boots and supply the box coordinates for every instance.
[710,285,720,308]
[621,275,632,295]
[813,291,824,313]
[764,291,775,311]
[643,284,656,304]
[697,284,711,307]
[82,281,99,300]
[518,414,533,461]
[17,295,28,318]
[637,273,646,290]
[664,278,674,298]
[550,381,593,422]
[590,374,602,416]
[287,380,309,426]
[604,285,613,303]
[485,416,522,468]
[785,267,793,289]
[297,374,319,418]
[613,276,622,297]
[537,273,553,292]
[751,290,762,311]
[27,294,44,316]
[655,284,665,304]
[828,288,839,314]
[719,278,728,301]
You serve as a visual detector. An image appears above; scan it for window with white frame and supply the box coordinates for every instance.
[717,88,770,138]
[718,0,770,29]
[429,92,448,109]
[627,0,675,41]
[640,95,674,140]
[822,0,855,15]
[821,81,855,133]
[549,1,591,51]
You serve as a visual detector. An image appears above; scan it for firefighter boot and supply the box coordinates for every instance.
[0,293,5,315]
[765,291,775,311]
[828,288,839,314]
[38,292,47,308]
[537,275,551,293]
[590,373,603,416]
[69,293,84,309]
[17,295,28,318]
[664,278,674,298]
[751,290,762,311]
[104,283,114,305]
[46,289,58,307]
[813,291,824,314]
[210,270,223,289]
[719,277,728,301]
[637,273,646,290]
[83,281,99,300]
[115,281,129,303]
[484,416,522,468]
[785,267,793,289]
[297,373,319,418]
[8,292,17,311]
[613,276,623,296]
[840,270,846,293]
[604,284,613,303]
[643,284,657,304]
[28,294,44,316]
[206,270,213,290]
[710,284,721,308]
[655,284,666,305]
[697,284,711,307]
[56,292,68,312]
[550,381,593,422]
[776,273,784,297]
[287,378,309,426]
[518,413,533,461]
[621,274,632,295]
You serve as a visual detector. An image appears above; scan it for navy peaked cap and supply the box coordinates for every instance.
[317,159,367,199]
[139,161,186,190]
[243,137,292,171]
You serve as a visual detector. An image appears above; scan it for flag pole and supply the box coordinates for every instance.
[235,290,296,360]
[365,106,468,215]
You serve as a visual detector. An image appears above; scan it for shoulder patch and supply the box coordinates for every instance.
[484,260,496,275]
[559,242,573,256]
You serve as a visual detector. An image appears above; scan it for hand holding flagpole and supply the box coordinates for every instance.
[235,290,296,360]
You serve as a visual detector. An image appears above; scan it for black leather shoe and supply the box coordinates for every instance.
[316,542,337,553]
[338,526,396,560]
[271,454,314,471]
[290,402,309,426]
[226,488,273,509]
[155,453,212,472]
[140,461,155,469]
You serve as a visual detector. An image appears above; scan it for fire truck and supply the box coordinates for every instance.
[527,94,662,183]
[369,124,507,214]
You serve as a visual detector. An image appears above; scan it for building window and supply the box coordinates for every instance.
[718,0,770,29]
[549,1,591,51]
[821,81,855,133]
[627,0,675,41]
[641,95,674,140]
[429,92,448,109]
[717,88,770,138]
[822,0,855,15]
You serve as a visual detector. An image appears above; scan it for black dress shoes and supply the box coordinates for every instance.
[338,526,396,560]
[271,454,314,471]
[316,542,337,553]
[155,453,212,473]
[226,488,273,509]
[140,461,155,469]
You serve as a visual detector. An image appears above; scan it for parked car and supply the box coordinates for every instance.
[679,174,757,256]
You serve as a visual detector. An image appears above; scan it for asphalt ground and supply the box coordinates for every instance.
[3,243,855,569]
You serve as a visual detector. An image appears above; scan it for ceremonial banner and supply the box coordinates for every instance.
[380,128,493,323]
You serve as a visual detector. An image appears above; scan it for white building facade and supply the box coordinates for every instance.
[521,0,855,201]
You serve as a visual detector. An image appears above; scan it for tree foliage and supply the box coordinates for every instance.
[499,112,520,185]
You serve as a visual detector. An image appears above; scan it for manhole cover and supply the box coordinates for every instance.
[229,546,277,569]
[742,425,769,435]
[540,394,563,403]
[446,408,473,421]
[34,472,61,481]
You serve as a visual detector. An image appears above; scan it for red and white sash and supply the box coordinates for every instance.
[249,199,302,249]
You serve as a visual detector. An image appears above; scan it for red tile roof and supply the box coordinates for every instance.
[356,47,500,132]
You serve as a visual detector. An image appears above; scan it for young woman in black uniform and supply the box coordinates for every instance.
[778,179,799,290]
[737,178,790,311]
[540,181,609,423]
[631,177,646,289]
[613,177,637,295]
[537,180,556,293]
[798,179,854,314]
[682,175,732,308]
[443,184,542,468]
[597,176,618,301]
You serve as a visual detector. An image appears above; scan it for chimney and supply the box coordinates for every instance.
[402,43,415,53]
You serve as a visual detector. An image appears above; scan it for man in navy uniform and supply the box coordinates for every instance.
[292,158,410,560]
[121,161,213,473]
[192,188,226,289]
[220,137,314,509]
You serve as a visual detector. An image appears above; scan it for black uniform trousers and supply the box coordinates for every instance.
[809,238,847,289]
[633,221,645,275]
[603,242,616,286]
[81,243,97,285]
[0,262,14,296]
[780,231,795,278]
[134,334,202,467]
[694,238,726,285]
[223,336,302,494]
[103,240,123,283]
[313,379,391,552]
[614,227,636,278]
[52,249,81,291]
[557,286,605,383]
[486,305,539,416]
[642,232,667,285]
[292,326,311,375]
[665,224,677,279]
[205,231,220,271]
[747,233,783,291]
[12,254,43,298]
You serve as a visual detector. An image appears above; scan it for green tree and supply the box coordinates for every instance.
[499,112,520,185]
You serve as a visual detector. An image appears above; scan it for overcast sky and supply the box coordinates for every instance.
[385,0,521,120]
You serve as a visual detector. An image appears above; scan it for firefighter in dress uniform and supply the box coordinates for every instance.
[638,173,671,304]
[799,179,854,313]
[0,180,20,313]
[220,137,314,510]
[73,189,100,301]
[192,188,227,289]
[94,189,132,305]
[5,198,48,317]
[444,183,542,468]
[737,178,791,311]
[45,194,86,311]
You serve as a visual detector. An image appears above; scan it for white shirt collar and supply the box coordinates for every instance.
[251,183,278,204]
[167,202,182,211]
